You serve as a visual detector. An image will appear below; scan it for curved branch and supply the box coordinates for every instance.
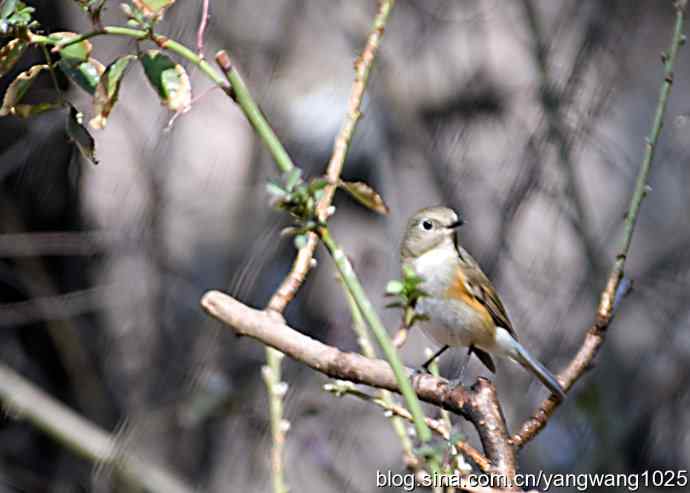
[201,290,517,478]
[513,0,687,448]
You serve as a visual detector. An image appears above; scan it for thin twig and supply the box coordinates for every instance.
[0,363,194,493]
[266,0,396,312]
[40,45,64,106]
[196,0,210,57]
[262,347,289,493]
[317,0,392,221]
[343,289,418,469]
[324,380,493,473]
[513,0,687,447]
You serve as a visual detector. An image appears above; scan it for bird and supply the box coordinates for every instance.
[400,206,566,400]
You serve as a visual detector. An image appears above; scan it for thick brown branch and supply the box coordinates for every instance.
[201,290,517,477]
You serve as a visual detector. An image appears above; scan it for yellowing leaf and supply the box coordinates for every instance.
[90,55,135,129]
[11,101,61,118]
[132,0,175,18]
[66,104,98,164]
[0,38,27,77]
[0,63,48,116]
[338,180,389,215]
[140,50,190,112]
[51,32,92,65]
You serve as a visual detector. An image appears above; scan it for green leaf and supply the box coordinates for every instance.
[51,32,92,65]
[0,0,19,20]
[132,0,175,18]
[58,58,104,95]
[308,177,329,193]
[66,105,98,164]
[0,38,26,78]
[266,181,287,198]
[90,55,135,129]
[1,2,34,32]
[140,50,191,112]
[338,180,389,215]
[0,64,48,116]
[385,280,404,295]
[402,265,420,282]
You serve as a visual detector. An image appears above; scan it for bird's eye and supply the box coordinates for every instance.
[421,219,433,231]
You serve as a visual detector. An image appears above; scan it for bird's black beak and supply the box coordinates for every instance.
[448,217,464,229]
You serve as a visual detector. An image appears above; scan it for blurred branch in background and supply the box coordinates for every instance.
[520,0,606,276]
[0,231,117,257]
[0,363,194,493]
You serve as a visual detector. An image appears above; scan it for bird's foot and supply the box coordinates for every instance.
[409,366,431,384]
[445,377,464,389]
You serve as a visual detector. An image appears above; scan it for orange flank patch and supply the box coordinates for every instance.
[444,268,496,343]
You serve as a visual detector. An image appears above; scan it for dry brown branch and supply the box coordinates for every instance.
[201,290,517,477]
[513,0,687,448]
[267,0,393,312]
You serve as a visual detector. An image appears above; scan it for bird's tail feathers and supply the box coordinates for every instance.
[497,329,566,400]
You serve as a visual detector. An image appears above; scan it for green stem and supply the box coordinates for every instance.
[320,229,439,472]
[215,51,295,173]
[39,45,64,106]
[262,349,289,493]
[343,289,416,464]
[30,27,226,86]
[601,0,686,314]
[427,353,452,433]
[29,27,296,174]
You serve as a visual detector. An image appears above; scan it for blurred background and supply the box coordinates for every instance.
[1,0,690,491]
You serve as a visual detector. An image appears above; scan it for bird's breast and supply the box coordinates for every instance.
[411,249,495,348]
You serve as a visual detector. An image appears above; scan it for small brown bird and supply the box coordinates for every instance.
[401,206,566,399]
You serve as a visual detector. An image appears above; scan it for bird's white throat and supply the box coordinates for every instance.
[412,243,458,298]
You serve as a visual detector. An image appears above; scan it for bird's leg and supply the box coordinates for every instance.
[410,345,450,384]
[421,345,449,373]
[446,348,472,388]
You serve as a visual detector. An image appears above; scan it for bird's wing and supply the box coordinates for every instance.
[456,245,518,341]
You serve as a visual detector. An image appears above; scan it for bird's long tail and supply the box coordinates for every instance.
[496,328,566,400]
